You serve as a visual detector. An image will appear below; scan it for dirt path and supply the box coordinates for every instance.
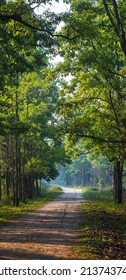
[0,188,85,260]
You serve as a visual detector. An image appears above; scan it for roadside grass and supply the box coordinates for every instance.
[82,186,114,202]
[0,186,63,227]
[80,187,126,259]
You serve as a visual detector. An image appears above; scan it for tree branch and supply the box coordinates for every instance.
[0,13,78,40]
[76,132,126,144]
[112,0,123,32]
[102,0,126,55]
[102,0,119,36]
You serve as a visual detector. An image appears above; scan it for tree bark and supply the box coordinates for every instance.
[18,139,23,202]
[15,135,19,206]
[36,178,39,196]
[27,175,33,199]
[11,136,16,206]
[114,160,123,203]
[0,174,1,201]
[6,167,10,199]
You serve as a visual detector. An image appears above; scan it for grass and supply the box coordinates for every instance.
[0,186,63,226]
[82,186,114,202]
[80,186,126,259]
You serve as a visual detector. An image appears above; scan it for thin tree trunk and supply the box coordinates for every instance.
[0,171,1,201]
[6,167,10,199]
[27,175,33,199]
[18,138,22,202]
[15,135,19,206]
[36,178,39,196]
[114,160,123,203]
[15,84,20,206]
[12,136,16,206]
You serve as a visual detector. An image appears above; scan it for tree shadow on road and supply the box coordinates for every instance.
[0,191,84,260]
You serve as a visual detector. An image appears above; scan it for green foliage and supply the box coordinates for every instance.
[1,0,126,204]
[55,0,126,203]
[56,0,126,155]
[0,0,68,206]
[83,186,114,202]
[55,153,112,188]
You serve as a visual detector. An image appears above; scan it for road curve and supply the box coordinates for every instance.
[0,187,84,259]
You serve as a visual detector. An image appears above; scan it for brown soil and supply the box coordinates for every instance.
[0,188,85,260]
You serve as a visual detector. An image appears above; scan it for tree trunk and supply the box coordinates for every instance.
[12,136,16,206]
[6,167,10,199]
[22,166,26,203]
[0,174,1,201]
[27,175,33,199]
[18,139,23,202]
[15,135,19,206]
[114,160,123,203]
[36,178,39,196]
[15,86,20,206]
[0,160,2,200]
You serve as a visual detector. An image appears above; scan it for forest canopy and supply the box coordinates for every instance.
[0,0,126,204]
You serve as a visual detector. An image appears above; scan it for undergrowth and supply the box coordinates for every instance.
[80,187,126,259]
[0,186,63,226]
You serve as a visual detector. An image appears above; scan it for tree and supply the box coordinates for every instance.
[0,64,68,204]
[0,0,69,205]
[55,154,112,187]
[56,0,126,203]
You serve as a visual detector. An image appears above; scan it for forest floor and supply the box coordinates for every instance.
[80,187,126,259]
[0,188,85,260]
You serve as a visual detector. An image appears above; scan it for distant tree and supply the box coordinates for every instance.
[56,154,112,188]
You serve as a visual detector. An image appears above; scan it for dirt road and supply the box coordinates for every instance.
[0,187,84,259]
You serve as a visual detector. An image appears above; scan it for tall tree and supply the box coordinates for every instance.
[56,0,126,203]
[0,0,69,205]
